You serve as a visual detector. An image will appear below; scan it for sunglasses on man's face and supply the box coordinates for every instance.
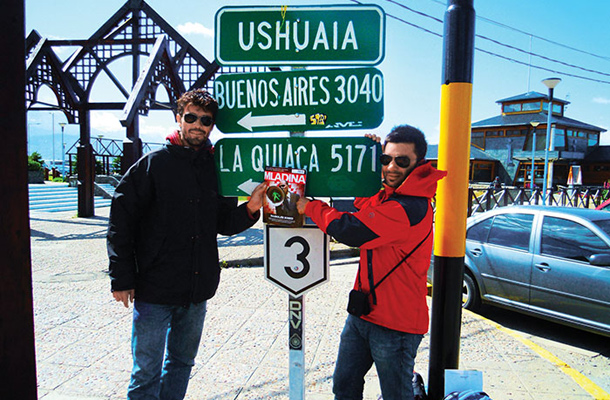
[183,113,214,127]
[379,154,411,168]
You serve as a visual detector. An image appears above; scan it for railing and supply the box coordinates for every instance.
[468,186,609,216]
[64,137,164,176]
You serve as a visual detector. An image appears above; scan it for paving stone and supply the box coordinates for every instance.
[29,207,601,400]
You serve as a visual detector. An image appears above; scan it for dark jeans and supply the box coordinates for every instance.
[333,314,423,400]
[127,300,207,400]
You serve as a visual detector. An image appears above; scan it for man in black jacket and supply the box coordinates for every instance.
[107,89,265,400]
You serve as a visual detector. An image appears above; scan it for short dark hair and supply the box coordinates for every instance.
[176,89,218,119]
[384,124,428,161]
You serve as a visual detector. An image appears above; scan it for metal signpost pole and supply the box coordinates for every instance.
[287,67,306,398]
[265,226,329,399]
[289,295,305,399]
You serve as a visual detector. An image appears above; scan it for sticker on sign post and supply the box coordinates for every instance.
[264,225,329,297]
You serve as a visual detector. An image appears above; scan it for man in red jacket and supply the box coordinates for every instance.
[297,125,447,400]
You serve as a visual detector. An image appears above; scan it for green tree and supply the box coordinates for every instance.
[111,157,122,174]
[27,152,44,171]
[29,151,43,164]
[95,159,104,175]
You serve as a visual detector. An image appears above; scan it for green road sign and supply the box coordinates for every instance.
[214,67,384,134]
[214,137,382,197]
[215,5,385,66]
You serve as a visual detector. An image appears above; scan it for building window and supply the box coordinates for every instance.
[471,131,485,149]
[503,101,541,113]
[516,162,544,187]
[506,129,522,136]
[588,132,599,147]
[504,103,521,113]
[471,161,493,182]
[553,128,565,150]
[542,101,563,115]
[522,101,541,111]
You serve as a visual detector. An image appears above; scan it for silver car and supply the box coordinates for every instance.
[433,205,610,337]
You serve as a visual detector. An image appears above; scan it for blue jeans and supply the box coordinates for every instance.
[333,315,423,400]
[127,300,207,400]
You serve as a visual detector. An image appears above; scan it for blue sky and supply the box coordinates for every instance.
[25,0,610,162]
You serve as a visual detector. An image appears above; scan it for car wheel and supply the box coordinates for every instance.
[462,273,481,311]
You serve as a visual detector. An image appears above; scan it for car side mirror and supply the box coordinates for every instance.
[588,254,610,266]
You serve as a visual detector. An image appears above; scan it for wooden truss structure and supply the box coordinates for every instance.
[25,0,220,217]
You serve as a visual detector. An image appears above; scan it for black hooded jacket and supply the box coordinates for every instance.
[107,142,259,306]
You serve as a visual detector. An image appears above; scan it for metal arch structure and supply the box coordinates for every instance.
[25,0,220,217]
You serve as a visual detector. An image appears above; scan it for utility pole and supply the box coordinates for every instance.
[428,1,475,399]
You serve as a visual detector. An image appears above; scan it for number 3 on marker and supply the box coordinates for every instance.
[284,236,310,279]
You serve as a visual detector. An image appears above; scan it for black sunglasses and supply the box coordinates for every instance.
[183,113,214,126]
[380,154,411,168]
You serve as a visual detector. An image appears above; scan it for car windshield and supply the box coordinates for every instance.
[592,219,610,237]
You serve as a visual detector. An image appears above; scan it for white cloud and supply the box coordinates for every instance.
[177,22,214,37]
[91,111,122,133]
[139,121,174,143]
[593,97,610,105]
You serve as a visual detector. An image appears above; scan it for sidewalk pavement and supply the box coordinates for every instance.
[29,207,601,400]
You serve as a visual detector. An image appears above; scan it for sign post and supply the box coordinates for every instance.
[289,295,305,399]
[265,225,329,399]
[213,67,384,134]
[216,4,386,397]
[215,5,385,66]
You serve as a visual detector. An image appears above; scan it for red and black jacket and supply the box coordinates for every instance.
[305,161,447,333]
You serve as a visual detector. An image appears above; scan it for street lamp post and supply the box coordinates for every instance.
[530,121,540,190]
[27,121,40,154]
[541,77,561,205]
[50,112,55,172]
[58,122,67,177]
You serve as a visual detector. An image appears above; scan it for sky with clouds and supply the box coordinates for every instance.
[25,0,610,161]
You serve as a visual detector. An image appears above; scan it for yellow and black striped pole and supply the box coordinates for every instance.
[427,1,475,399]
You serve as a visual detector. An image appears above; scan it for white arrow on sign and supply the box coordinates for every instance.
[237,178,261,195]
[237,112,306,132]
